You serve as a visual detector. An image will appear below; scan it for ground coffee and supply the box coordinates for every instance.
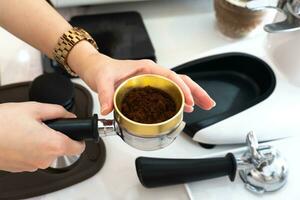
[121,86,177,124]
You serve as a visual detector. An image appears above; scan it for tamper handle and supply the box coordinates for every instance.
[135,153,236,188]
[45,114,99,142]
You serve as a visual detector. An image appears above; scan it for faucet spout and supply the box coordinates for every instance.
[246,0,300,32]
[246,0,286,10]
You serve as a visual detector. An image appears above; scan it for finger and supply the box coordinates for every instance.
[33,124,85,163]
[22,167,38,172]
[60,137,85,156]
[96,76,115,115]
[184,104,194,113]
[3,168,26,173]
[0,157,38,172]
[50,130,86,156]
[180,75,216,110]
[30,102,76,120]
[168,71,194,107]
[138,62,194,107]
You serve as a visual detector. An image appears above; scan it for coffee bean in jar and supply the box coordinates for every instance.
[121,86,177,124]
[214,0,266,38]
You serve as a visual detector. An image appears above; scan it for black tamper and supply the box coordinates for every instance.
[29,73,79,168]
[29,73,75,111]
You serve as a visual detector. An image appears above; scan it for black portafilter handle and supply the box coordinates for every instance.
[45,114,99,142]
[135,153,237,188]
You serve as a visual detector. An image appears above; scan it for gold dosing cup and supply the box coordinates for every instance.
[113,74,185,143]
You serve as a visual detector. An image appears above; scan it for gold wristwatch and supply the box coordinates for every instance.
[53,27,98,77]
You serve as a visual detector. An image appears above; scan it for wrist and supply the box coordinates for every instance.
[67,40,99,77]
[53,27,98,77]
[67,42,112,89]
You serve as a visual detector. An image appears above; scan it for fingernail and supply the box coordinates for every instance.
[211,100,216,107]
[201,99,216,110]
[186,105,194,113]
[190,106,194,112]
[68,112,77,118]
[101,104,109,114]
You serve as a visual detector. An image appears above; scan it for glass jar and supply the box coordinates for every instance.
[214,0,266,38]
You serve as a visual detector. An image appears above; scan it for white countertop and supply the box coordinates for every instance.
[0,0,299,199]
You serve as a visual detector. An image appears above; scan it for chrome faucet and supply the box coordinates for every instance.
[246,0,300,32]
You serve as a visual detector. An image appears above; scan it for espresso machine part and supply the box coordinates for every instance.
[30,74,184,169]
[135,132,288,194]
[46,114,185,169]
[47,74,185,169]
[246,0,300,32]
[46,114,186,151]
[238,132,288,193]
[47,74,185,152]
[29,73,75,110]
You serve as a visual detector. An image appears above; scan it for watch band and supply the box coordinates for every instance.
[53,27,98,77]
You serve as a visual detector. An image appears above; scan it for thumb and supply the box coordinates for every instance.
[45,127,86,156]
[58,134,86,156]
[31,102,75,121]
[97,77,115,115]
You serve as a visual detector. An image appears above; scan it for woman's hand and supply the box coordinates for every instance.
[0,102,85,172]
[69,47,216,115]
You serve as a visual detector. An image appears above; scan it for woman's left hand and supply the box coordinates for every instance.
[67,41,215,115]
[77,53,215,115]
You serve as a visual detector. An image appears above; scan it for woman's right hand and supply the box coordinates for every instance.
[0,102,85,172]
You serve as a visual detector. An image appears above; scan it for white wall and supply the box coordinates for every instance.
[50,0,149,7]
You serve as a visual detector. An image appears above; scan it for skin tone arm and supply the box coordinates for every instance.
[0,0,215,114]
[0,0,215,172]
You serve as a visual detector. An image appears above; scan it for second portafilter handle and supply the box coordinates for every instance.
[135,153,237,188]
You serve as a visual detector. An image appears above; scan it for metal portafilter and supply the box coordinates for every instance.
[135,132,288,194]
[45,114,185,150]
[44,74,186,169]
[46,115,185,168]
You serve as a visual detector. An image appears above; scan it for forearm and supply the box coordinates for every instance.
[0,0,215,114]
[0,0,71,58]
[0,0,99,76]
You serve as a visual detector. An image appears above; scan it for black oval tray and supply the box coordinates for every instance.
[173,53,276,138]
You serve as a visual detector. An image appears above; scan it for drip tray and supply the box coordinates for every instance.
[173,53,276,138]
[0,82,106,200]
